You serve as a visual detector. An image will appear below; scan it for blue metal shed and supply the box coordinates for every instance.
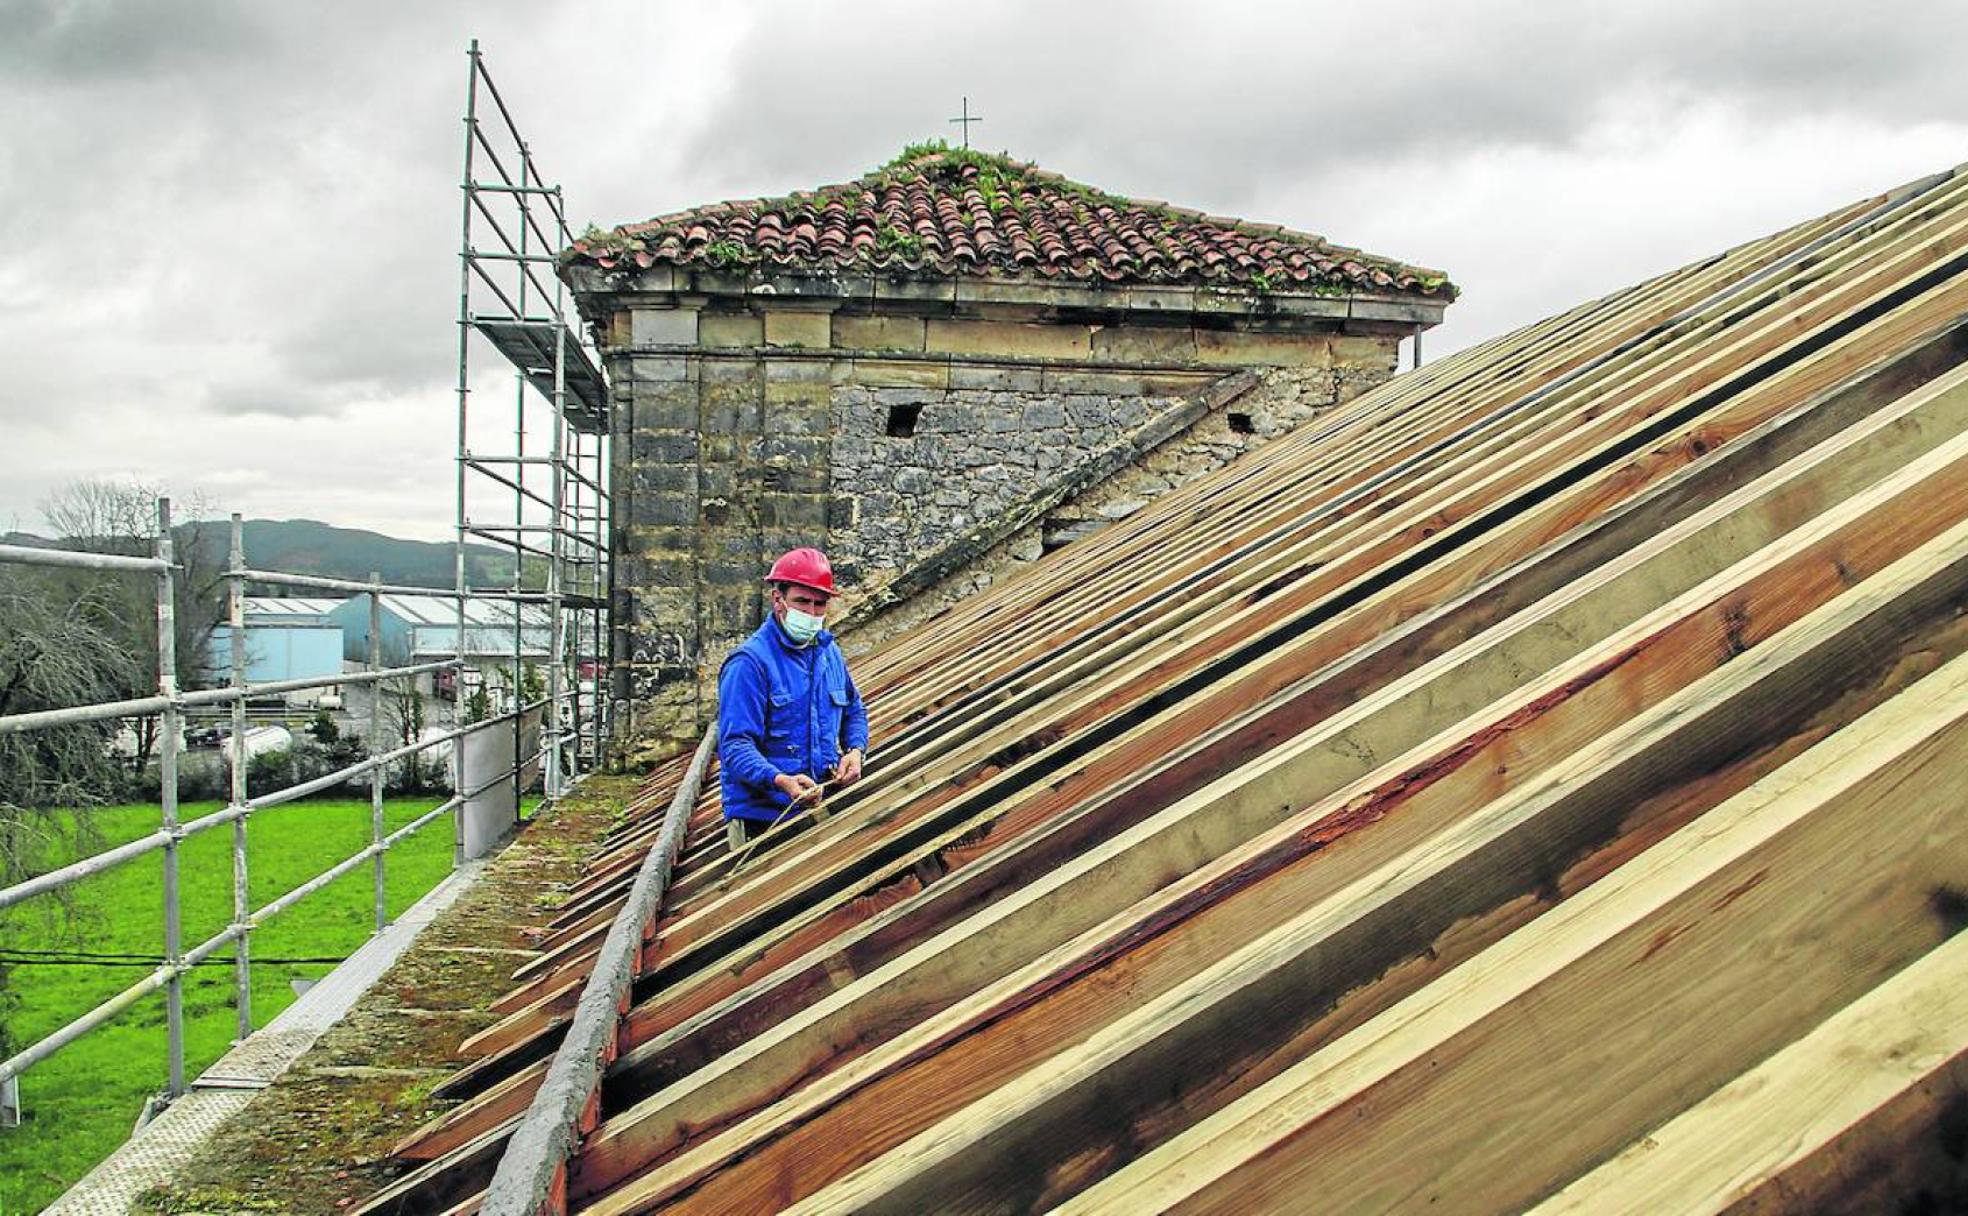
[206,596,346,684]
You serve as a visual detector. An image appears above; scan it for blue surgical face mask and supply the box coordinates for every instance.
[782,606,824,646]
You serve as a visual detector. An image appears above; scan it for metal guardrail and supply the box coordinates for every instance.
[2,35,613,1157]
[0,504,578,1103]
[478,727,717,1216]
[0,659,463,735]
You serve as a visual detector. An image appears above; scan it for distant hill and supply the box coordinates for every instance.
[5,520,528,592]
[230,519,523,590]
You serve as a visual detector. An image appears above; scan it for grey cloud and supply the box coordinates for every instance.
[0,0,267,80]
[663,0,1968,222]
[3,0,1963,538]
[202,377,350,420]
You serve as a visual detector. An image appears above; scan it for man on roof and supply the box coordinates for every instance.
[716,547,870,850]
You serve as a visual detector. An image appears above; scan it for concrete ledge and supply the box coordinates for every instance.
[566,265,1449,331]
[47,856,493,1215]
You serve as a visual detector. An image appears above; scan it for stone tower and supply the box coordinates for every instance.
[560,148,1454,749]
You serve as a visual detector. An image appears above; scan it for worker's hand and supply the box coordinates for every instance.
[774,772,821,805]
[835,748,864,786]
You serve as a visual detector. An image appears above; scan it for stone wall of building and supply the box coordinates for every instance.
[587,286,1409,755]
[833,358,1397,659]
[827,380,1188,587]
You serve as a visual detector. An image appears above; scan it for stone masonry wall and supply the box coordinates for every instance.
[597,294,1404,753]
[834,359,1397,659]
[827,381,1186,588]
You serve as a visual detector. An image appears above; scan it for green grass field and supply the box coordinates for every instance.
[0,797,501,1214]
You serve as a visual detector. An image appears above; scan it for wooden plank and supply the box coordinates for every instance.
[1528,930,1968,1216]
[369,176,1968,1213]
[434,307,1968,1118]
[569,448,1968,1212]
[397,1056,549,1162]
[1038,650,1968,1216]
[352,1118,514,1215]
[553,355,1968,1117]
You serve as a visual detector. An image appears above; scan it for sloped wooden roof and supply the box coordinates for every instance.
[365,163,1968,1214]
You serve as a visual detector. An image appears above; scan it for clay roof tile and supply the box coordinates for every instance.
[569,146,1454,300]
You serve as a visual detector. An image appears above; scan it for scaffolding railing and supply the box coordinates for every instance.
[456,36,611,802]
[0,37,612,1151]
[0,501,560,1116]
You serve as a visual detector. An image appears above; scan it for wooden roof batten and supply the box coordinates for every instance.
[358,162,1968,1214]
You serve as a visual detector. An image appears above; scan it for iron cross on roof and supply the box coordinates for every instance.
[948,96,982,148]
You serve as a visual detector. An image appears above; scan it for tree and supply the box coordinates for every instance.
[380,677,446,794]
[37,479,229,768]
[0,569,142,1058]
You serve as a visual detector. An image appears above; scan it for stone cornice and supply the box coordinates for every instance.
[563,265,1447,332]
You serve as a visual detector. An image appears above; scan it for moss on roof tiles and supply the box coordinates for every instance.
[565,142,1455,299]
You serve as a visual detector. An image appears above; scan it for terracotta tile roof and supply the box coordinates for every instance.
[566,145,1455,299]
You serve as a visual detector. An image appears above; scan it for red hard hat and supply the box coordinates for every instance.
[764,547,837,598]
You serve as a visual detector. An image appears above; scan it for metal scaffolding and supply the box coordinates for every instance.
[0,41,610,1148]
[456,37,611,794]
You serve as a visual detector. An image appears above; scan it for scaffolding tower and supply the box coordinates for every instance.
[455,39,611,790]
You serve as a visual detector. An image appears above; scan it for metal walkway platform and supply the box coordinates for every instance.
[470,317,608,433]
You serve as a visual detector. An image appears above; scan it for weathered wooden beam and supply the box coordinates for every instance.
[397,1057,549,1162]
[354,1118,513,1215]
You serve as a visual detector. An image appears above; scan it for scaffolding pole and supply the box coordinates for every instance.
[156,498,185,1098]
[227,515,251,1041]
[456,39,611,793]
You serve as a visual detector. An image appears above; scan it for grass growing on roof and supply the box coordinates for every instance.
[0,796,530,1214]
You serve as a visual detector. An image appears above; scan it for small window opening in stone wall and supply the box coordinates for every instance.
[1228,412,1256,435]
[886,402,923,438]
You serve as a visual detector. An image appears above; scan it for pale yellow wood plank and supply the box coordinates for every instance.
[1530,930,1968,1216]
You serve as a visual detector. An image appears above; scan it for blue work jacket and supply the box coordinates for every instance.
[716,616,870,822]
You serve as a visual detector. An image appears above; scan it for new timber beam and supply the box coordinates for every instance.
[558,369,1968,1204]
[353,165,1968,1216]
[398,339,1968,1175]
[1529,930,1968,1216]
[1052,647,1968,1216]
[568,433,1968,1212]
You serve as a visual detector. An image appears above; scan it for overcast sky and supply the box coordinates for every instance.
[2,0,1963,541]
